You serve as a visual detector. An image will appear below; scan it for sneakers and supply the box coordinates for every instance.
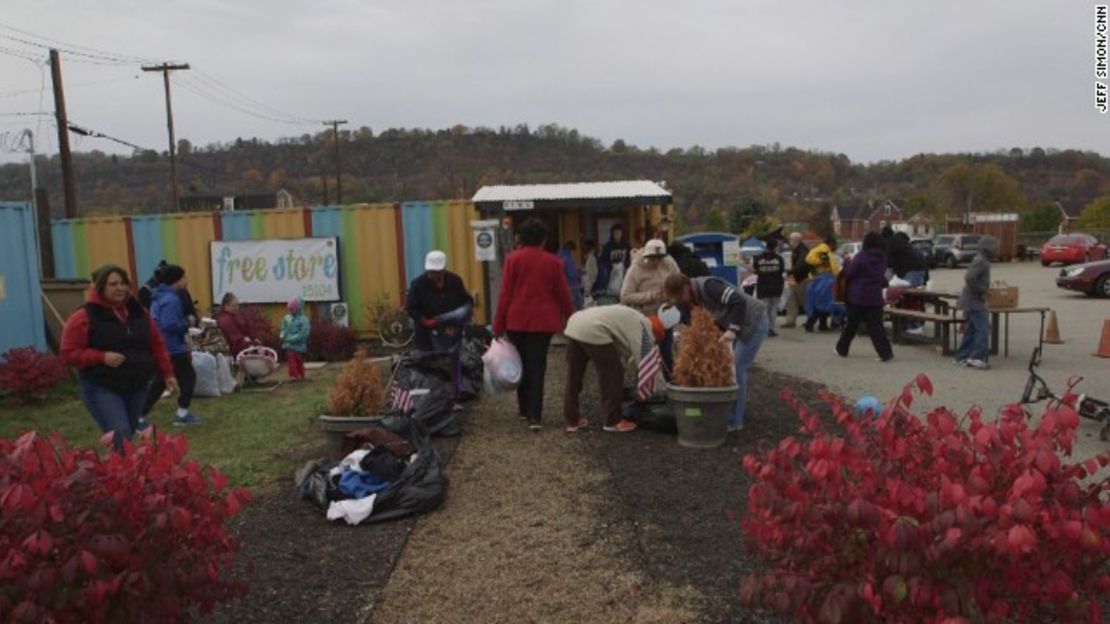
[452,403,465,413]
[135,417,151,432]
[565,418,589,433]
[173,412,204,426]
[953,358,967,366]
[906,326,926,336]
[966,359,990,370]
[603,419,637,433]
[875,357,894,363]
[528,421,542,432]
[727,423,745,432]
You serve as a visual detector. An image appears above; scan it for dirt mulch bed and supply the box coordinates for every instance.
[595,369,824,623]
[206,355,827,624]
[204,437,460,624]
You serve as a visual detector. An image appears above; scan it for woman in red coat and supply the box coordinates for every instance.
[493,218,575,431]
[214,292,256,356]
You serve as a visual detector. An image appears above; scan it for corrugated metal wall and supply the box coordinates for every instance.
[311,203,403,331]
[401,200,488,323]
[0,203,47,352]
[51,201,491,331]
[50,217,130,281]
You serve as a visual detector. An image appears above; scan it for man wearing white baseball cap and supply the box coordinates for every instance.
[562,303,681,433]
[407,250,473,353]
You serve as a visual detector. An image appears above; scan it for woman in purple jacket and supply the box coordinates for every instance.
[835,232,894,361]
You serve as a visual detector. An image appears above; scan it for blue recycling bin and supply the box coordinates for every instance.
[677,232,740,285]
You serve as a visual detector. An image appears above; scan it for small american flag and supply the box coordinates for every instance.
[390,383,415,414]
[636,346,662,401]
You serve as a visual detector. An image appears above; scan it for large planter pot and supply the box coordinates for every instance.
[317,415,385,456]
[666,384,737,449]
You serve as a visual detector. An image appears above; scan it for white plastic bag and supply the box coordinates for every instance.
[607,263,625,297]
[481,338,522,394]
[889,276,913,289]
[191,351,221,398]
[216,354,237,394]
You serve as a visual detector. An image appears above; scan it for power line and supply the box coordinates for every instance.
[190,70,323,124]
[0,25,155,65]
[66,121,145,150]
[174,74,321,126]
[0,21,155,62]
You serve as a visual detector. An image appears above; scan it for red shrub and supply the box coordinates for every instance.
[238,305,281,352]
[307,320,357,362]
[0,429,251,623]
[739,374,1110,623]
[0,347,68,404]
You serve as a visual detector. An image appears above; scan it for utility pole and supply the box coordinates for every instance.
[49,49,77,218]
[143,62,190,212]
[323,120,347,205]
[19,129,53,277]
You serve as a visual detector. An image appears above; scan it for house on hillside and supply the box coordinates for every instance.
[1055,201,1084,233]
[891,212,936,240]
[831,199,903,240]
[178,189,296,212]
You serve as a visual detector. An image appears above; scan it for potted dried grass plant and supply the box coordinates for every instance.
[668,307,737,448]
[317,348,386,453]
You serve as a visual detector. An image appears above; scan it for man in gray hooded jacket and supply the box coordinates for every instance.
[664,273,769,432]
[954,235,999,370]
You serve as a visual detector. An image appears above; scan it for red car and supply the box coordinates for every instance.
[1041,233,1108,266]
[1056,259,1110,298]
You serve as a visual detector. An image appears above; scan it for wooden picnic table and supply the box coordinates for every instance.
[893,289,1050,357]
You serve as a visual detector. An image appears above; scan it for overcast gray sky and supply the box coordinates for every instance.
[0,0,1105,166]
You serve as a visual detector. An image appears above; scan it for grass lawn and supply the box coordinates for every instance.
[0,365,340,488]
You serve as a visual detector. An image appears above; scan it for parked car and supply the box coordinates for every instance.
[1056,258,1110,298]
[836,241,863,264]
[910,239,937,269]
[1040,233,1108,267]
[933,234,982,268]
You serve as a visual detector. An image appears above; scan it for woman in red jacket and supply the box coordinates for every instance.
[61,264,176,450]
[493,218,575,431]
[214,292,256,356]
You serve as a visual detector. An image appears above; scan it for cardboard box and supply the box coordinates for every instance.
[986,284,1019,309]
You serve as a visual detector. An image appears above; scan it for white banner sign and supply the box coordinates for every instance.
[503,200,534,211]
[471,219,498,262]
[210,237,340,304]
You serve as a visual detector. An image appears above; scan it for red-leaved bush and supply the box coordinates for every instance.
[0,429,251,623]
[238,305,281,352]
[0,347,68,404]
[307,320,357,362]
[739,374,1110,623]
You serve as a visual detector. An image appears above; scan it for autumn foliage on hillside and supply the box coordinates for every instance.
[673,307,734,388]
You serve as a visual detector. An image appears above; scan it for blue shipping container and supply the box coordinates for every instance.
[0,202,47,353]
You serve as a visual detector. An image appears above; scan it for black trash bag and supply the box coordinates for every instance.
[295,416,446,525]
[411,383,462,437]
[394,351,454,387]
[296,459,341,511]
[458,337,485,402]
[621,387,678,434]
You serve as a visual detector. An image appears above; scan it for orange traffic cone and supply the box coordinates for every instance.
[1043,311,1065,344]
[1096,319,1110,358]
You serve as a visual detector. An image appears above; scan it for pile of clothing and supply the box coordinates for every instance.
[297,417,446,525]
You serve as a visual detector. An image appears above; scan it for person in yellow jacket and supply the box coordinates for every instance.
[805,237,842,275]
[803,237,841,332]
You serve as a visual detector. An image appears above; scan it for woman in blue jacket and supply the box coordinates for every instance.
[142,264,204,426]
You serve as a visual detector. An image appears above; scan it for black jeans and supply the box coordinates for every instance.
[836,303,893,360]
[507,331,553,424]
[144,353,196,415]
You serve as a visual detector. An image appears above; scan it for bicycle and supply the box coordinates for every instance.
[1021,347,1110,440]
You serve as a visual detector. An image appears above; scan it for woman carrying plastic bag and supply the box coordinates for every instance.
[482,338,522,395]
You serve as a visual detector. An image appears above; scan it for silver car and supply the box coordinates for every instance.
[933,234,982,268]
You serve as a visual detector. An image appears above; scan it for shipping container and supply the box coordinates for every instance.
[0,202,47,353]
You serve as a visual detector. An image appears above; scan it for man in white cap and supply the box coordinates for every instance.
[563,303,681,433]
[407,250,473,353]
[621,238,681,375]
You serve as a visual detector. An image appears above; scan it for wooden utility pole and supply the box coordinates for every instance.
[323,120,347,205]
[142,62,190,212]
[49,49,77,218]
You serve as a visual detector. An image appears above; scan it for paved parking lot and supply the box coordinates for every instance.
[756,261,1110,458]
